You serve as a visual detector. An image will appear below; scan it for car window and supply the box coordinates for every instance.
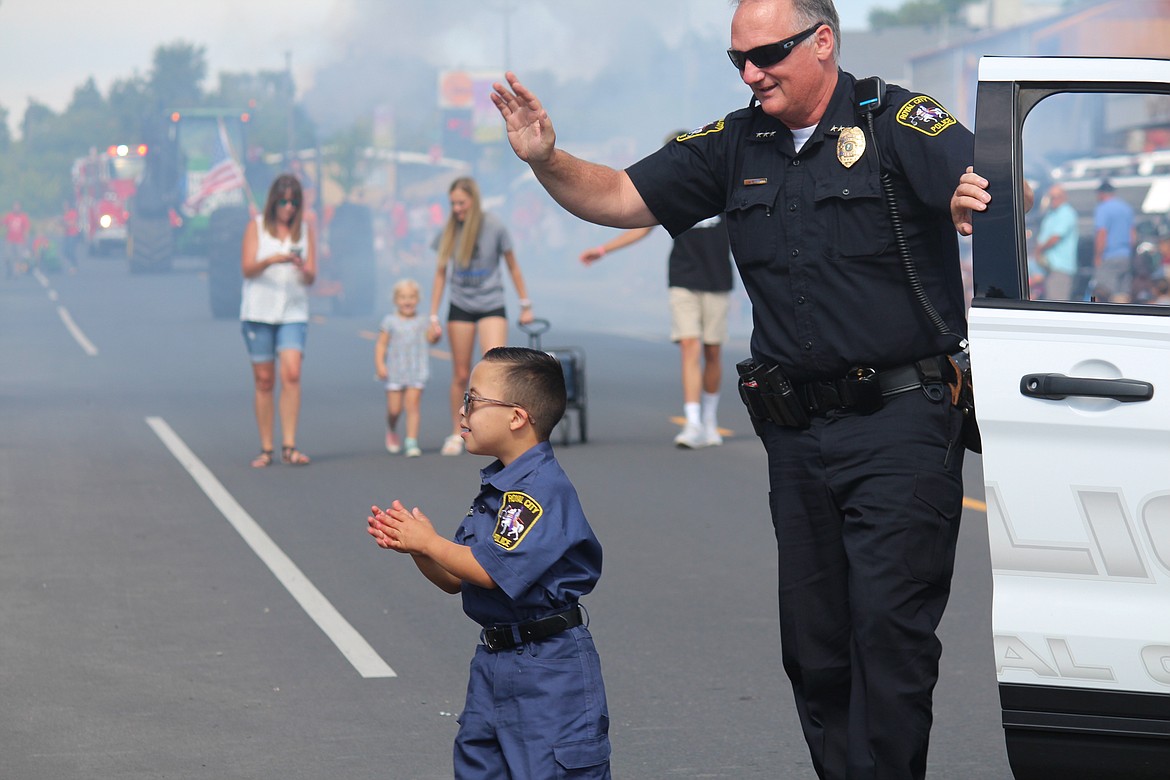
[1022,91,1170,305]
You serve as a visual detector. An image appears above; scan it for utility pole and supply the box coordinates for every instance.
[285,50,295,166]
[501,0,513,73]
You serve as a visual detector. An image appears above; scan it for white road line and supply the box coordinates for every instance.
[32,269,97,355]
[56,306,99,357]
[145,416,397,679]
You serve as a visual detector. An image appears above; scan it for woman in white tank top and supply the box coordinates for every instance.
[239,174,317,467]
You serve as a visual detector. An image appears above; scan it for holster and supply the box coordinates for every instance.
[737,359,810,430]
[948,351,981,453]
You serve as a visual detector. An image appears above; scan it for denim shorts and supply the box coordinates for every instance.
[242,321,308,363]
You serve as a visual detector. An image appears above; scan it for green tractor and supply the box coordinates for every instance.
[129,108,254,318]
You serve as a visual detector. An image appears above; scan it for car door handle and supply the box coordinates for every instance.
[1020,373,1154,402]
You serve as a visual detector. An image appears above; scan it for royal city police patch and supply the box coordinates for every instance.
[676,120,724,142]
[896,96,957,137]
[493,492,543,550]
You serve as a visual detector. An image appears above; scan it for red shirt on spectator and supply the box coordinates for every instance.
[63,207,80,237]
[4,207,30,245]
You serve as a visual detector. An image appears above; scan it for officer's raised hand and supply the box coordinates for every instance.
[491,72,557,165]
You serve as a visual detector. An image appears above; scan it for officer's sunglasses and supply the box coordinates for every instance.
[727,21,824,71]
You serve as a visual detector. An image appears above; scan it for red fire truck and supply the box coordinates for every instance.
[71,144,148,256]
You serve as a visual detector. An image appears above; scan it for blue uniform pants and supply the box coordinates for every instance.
[758,389,965,780]
[455,626,611,779]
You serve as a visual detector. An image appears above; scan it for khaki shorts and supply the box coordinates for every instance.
[669,287,730,344]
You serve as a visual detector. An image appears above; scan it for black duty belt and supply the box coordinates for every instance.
[738,354,956,429]
[482,605,585,652]
[796,356,952,416]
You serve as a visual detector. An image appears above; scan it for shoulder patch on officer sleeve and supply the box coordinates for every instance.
[676,120,724,142]
[493,491,543,550]
[896,96,957,137]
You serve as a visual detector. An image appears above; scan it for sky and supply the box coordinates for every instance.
[0,0,882,137]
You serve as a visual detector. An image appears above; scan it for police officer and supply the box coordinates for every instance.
[492,1,974,777]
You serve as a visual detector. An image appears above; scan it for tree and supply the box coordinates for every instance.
[869,0,979,31]
[328,120,373,201]
[68,78,105,114]
[62,78,119,150]
[209,69,317,157]
[108,75,152,139]
[148,41,207,109]
[20,100,57,152]
[0,105,10,152]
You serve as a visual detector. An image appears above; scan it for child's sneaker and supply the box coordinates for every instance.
[404,438,421,458]
[385,429,401,454]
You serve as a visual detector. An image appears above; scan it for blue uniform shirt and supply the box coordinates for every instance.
[455,441,602,628]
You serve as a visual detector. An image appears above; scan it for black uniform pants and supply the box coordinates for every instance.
[758,389,965,780]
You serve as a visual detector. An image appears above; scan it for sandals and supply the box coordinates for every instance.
[251,446,310,467]
[281,445,311,466]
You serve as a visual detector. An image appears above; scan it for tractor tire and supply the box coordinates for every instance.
[128,214,174,273]
[331,203,376,317]
[207,205,250,319]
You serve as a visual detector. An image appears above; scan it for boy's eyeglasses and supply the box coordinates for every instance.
[727,22,824,71]
[463,391,529,419]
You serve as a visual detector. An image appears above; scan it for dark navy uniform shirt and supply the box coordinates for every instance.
[455,441,602,628]
[627,70,974,383]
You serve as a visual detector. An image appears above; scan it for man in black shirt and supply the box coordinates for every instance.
[492,1,974,777]
[580,183,733,449]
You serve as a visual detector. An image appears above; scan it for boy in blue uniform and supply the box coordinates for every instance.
[367,346,611,779]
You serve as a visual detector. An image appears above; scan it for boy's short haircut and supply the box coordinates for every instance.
[483,347,566,442]
[392,278,420,298]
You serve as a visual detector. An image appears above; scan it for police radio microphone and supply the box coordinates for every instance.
[855,76,886,114]
[853,74,964,354]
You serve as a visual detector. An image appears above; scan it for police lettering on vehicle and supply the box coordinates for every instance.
[493,491,543,550]
[896,96,957,136]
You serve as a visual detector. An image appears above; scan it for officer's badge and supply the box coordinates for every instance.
[836,126,866,168]
[896,96,957,136]
[493,491,543,550]
[676,120,724,142]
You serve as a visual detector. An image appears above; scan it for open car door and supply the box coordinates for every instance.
[970,56,1170,779]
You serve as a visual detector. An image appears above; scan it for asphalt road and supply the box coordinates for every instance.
[0,256,1012,779]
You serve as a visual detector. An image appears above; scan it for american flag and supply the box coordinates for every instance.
[184,118,246,211]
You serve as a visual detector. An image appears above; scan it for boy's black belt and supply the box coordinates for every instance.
[482,605,584,652]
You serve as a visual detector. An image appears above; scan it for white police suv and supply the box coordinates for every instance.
[969,56,1170,779]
